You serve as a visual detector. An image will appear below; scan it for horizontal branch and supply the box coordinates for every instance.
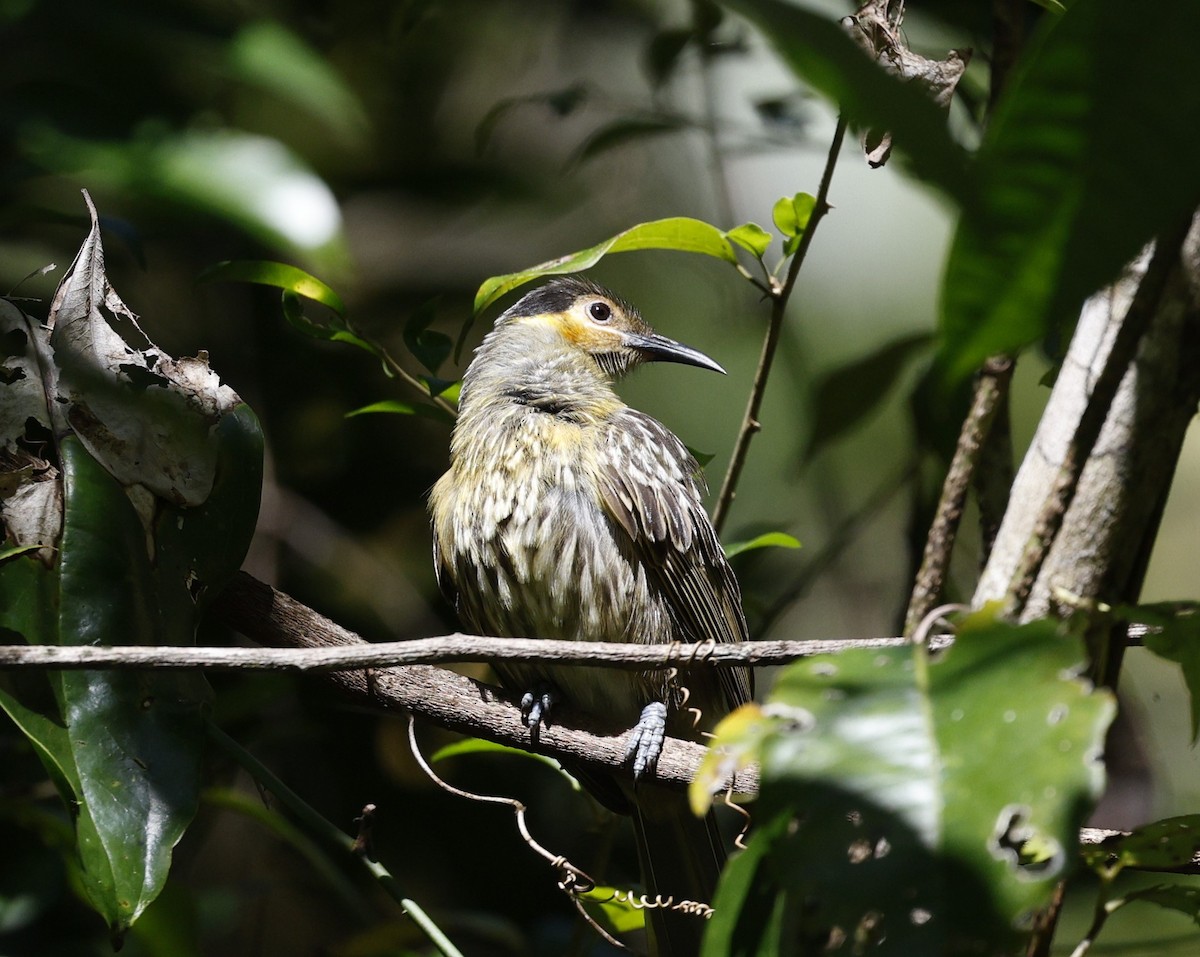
[204,572,757,795]
[0,634,907,672]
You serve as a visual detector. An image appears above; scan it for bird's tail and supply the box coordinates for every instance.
[632,790,727,956]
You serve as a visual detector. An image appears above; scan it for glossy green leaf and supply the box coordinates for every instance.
[56,438,209,935]
[725,222,773,260]
[709,614,1115,955]
[0,198,264,939]
[802,332,932,464]
[473,217,738,314]
[199,259,346,316]
[938,0,1200,381]
[277,291,383,363]
[771,192,815,239]
[723,532,801,559]
[723,0,971,202]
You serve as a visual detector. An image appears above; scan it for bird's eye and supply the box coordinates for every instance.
[588,301,612,323]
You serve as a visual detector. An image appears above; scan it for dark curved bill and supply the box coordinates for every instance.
[624,332,726,374]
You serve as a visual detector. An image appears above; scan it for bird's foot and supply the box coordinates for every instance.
[520,683,558,743]
[626,702,667,781]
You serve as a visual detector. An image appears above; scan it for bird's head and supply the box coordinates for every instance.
[495,276,725,380]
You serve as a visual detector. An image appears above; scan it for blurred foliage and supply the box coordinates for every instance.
[4,0,1200,955]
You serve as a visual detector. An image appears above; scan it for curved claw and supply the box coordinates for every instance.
[520,683,557,743]
[626,701,668,781]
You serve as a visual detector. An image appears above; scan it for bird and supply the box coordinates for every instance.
[428,275,752,955]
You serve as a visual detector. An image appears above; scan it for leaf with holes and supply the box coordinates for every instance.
[705,613,1115,956]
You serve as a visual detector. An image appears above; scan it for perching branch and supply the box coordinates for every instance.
[206,572,756,795]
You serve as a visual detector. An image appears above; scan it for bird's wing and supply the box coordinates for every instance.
[595,410,753,709]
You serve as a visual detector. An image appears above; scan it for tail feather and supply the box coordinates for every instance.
[633,792,726,956]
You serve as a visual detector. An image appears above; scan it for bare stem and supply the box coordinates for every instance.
[712,115,848,533]
[904,356,1013,635]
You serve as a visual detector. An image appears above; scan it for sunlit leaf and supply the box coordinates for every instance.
[725,222,773,259]
[199,260,345,316]
[690,703,773,815]
[473,217,738,314]
[579,886,647,934]
[723,532,801,559]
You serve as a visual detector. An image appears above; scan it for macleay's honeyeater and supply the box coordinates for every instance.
[429,276,751,954]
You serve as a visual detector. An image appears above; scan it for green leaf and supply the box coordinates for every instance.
[430,737,580,785]
[725,222,773,260]
[346,398,454,425]
[771,192,815,239]
[579,886,647,934]
[1028,0,1066,12]
[937,0,1200,381]
[403,301,452,374]
[723,0,971,201]
[199,260,346,316]
[710,614,1115,954]
[1121,884,1200,927]
[802,332,933,464]
[1088,816,1200,876]
[473,217,738,314]
[0,198,264,939]
[723,532,801,559]
[278,291,383,362]
[1130,603,1200,742]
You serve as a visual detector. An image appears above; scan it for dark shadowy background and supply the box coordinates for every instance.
[3,1,1199,954]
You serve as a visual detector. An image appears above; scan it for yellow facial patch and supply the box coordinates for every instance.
[519,310,627,354]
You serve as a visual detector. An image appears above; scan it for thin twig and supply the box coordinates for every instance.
[904,356,1013,635]
[374,341,458,418]
[712,114,849,533]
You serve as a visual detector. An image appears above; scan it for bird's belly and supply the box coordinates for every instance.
[442,459,669,720]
